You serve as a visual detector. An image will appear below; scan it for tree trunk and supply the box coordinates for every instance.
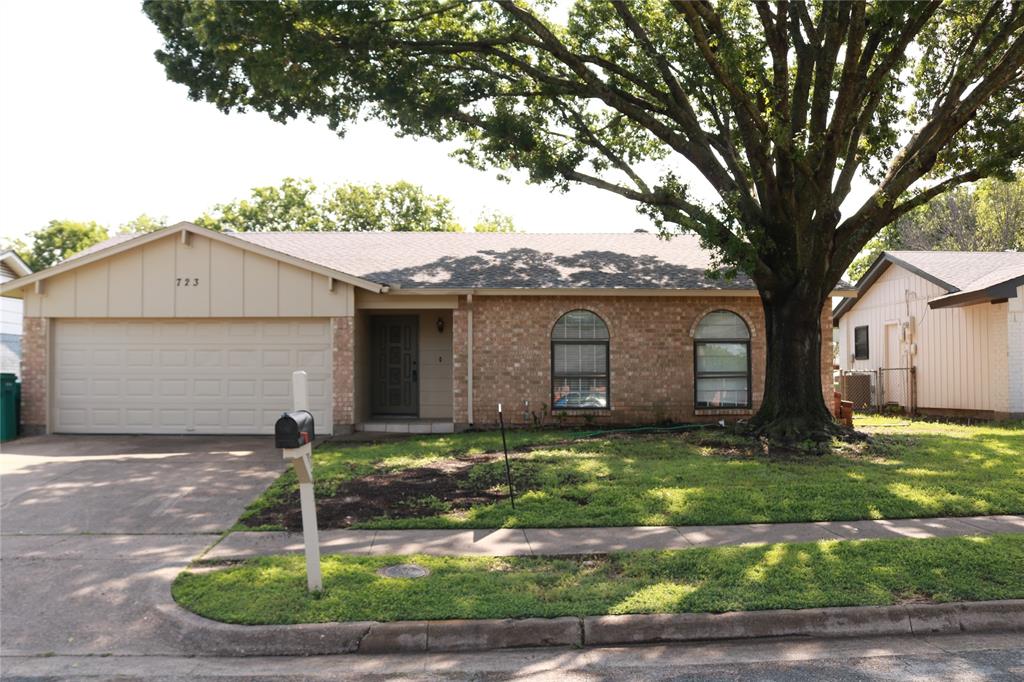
[749,286,837,444]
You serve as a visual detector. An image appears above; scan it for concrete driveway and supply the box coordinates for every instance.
[1,435,283,657]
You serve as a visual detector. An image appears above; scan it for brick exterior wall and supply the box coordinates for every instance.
[19,317,48,435]
[331,316,355,433]
[17,300,833,435]
[821,302,836,414]
[452,304,470,426]
[452,295,834,428]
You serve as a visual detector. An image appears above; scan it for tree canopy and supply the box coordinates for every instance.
[145,1,1024,284]
[144,0,1024,441]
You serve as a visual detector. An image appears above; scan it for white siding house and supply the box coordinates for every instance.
[0,250,32,376]
[834,251,1024,419]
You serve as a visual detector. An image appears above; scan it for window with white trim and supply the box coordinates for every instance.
[694,310,751,408]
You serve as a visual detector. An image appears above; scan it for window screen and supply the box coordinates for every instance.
[552,310,609,409]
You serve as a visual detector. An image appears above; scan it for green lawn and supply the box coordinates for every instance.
[238,417,1024,530]
[175,534,1024,624]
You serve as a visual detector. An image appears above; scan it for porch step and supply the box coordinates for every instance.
[356,421,455,434]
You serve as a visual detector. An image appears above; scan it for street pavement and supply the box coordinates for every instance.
[3,632,1022,680]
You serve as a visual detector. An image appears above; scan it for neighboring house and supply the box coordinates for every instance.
[0,222,844,436]
[0,250,33,377]
[834,250,1024,420]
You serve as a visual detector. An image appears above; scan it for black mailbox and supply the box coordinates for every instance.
[275,410,315,449]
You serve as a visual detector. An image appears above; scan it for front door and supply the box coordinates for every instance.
[371,316,419,416]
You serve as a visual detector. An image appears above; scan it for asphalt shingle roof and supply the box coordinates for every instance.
[886,250,1024,292]
[231,231,754,290]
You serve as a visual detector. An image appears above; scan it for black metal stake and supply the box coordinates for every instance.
[498,405,515,509]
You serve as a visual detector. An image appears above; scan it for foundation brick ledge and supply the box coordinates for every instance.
[155,598,1024,656]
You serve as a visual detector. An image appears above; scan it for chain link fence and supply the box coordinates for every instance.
[836,367,916,415]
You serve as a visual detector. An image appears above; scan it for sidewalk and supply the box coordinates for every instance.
[202,514,1024,561]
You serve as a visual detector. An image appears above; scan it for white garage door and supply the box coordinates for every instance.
[53,319,332,434]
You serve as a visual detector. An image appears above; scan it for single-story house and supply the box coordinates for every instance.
[1,249,33,377]
[833,250,1024,420]
[0,222,843,436]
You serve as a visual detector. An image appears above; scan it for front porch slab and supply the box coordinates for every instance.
[356,420,455,434]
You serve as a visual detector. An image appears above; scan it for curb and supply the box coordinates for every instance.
[156,599,1024,656]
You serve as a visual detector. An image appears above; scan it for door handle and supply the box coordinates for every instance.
[412,369,418,383]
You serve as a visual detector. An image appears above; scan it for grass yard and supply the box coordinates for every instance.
[175,534,1024,624]
[238,417,1024,530]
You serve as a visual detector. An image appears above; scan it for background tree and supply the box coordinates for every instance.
[975,175,1024,251]
[5,220,109,271]
[117,214,169,235]
[473,210,518,233]
[3,181,513,270]
[848,174,1024,281]
[195,177,326,231]
[322,180,462,232]
[196,177,474,232]
[144,0,1024,442]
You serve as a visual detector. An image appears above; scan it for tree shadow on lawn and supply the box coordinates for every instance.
[239,429,1024,531]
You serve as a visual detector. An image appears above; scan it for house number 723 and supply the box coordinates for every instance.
[176,278,199,287]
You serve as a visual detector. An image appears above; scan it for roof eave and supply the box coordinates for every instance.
[0,250,32,278]
[928,274,1024,310]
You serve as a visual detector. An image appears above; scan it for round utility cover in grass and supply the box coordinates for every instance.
[377,564,430,579]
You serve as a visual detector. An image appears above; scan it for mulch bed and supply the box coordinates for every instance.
[241,454,512,530]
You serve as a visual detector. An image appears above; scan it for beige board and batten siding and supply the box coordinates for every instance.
[22,233,355,318]
[417,310,454,419]
[837,262,1007,413]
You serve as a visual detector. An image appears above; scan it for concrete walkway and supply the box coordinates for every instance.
[203,514,1024,561]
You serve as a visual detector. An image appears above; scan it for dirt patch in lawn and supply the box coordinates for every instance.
[241,455,513,530]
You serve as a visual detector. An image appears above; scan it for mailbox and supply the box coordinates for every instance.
[275,410,315,449]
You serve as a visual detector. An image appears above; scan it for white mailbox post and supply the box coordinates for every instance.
[279,370,323,592]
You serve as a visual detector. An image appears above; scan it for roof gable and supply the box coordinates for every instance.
[0,223,386,296]
[834,249,1024,322]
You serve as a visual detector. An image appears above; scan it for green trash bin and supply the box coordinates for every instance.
[1,373,20,442]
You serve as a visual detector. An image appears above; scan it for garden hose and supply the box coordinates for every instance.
[571,421,725,439]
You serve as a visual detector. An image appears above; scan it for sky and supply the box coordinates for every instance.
[0,1,647,240]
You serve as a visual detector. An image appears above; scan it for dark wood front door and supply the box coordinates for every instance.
[371,316,419,416]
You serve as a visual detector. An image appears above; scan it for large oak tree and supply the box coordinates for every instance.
[144,0,1024,442]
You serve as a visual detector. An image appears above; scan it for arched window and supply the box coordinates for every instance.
[551,310,609,409]
[694,311,751,408]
